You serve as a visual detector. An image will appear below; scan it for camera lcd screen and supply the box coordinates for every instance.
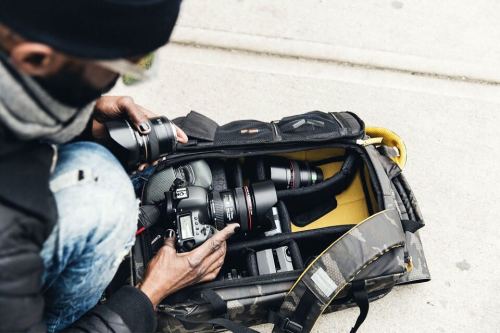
[180,215,194,239]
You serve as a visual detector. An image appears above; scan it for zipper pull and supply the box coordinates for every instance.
[356,137,384,146]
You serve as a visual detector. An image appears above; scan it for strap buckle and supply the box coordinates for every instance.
[280,318,303,333]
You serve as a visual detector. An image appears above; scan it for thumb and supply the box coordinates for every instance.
[163,229,177,254]
[175,125,188,144]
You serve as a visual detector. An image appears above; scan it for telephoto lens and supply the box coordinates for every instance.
[103,116,178,169]
[264,157,323,190]
[210,181,277,233]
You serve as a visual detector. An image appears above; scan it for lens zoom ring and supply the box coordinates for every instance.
[211,194,226,229]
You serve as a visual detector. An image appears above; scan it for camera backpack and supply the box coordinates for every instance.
[122,110,430,333]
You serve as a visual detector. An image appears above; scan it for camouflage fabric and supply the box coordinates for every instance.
[368,146,430,284]
[398,231,431,284]
[157,283,292,333]
[325,274,402,313]
[273,209,406,333]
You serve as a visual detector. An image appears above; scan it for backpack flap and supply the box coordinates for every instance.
[272,209,407,333]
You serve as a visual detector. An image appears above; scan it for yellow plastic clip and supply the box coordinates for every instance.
[366,127,407,169]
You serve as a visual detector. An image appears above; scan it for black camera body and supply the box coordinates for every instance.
[164,180,277,252]
[166,186,216,251]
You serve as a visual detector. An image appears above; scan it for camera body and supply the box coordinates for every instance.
[166,186,216,251]
[164,180,277,252]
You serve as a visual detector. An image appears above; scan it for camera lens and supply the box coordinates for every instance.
[209,181,277,233]
[103,116,177,169]
[267,158,323,190]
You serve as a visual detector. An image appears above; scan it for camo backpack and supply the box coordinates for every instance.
[123,110,430,333]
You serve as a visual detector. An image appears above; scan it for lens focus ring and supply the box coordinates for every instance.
[211,193,226,230]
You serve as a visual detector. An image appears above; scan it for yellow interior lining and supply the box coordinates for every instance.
[275,149,374,232]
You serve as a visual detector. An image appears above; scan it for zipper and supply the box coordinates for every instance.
[165,141,350,165]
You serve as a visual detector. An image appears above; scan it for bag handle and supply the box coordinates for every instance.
[272,209,406,333]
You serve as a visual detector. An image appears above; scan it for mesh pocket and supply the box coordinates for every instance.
[214,120,274,146]
[277,111,343,141]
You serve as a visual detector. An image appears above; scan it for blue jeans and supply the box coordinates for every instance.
[40,142,139,333]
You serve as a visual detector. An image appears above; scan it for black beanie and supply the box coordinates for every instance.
[0,0,181,59]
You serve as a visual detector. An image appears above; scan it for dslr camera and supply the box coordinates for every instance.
[164,180,277,251]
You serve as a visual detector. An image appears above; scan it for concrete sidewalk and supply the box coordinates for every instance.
[112,1,500,332]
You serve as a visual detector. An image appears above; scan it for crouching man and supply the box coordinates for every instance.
[0,1,237,332]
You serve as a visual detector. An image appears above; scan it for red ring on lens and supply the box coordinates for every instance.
[243,186,253,231]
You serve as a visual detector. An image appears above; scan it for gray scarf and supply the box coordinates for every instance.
[0,58,94,144]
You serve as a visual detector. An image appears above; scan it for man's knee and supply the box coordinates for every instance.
[50,142,138,251]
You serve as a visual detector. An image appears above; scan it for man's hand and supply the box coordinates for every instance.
[91,96,188,143]
[138,224,239,308]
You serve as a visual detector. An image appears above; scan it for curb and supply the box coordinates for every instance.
[170,26,500,86]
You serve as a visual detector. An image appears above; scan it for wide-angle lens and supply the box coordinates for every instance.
[103,116,177,169]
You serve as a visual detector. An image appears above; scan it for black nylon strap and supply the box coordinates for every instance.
[292,289,315,328]
[350,281,369,333]
[201,289,227,316]
[401,219,423,233]
[269,311,303,333]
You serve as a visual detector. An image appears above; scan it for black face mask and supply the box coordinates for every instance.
[34,64,119,108]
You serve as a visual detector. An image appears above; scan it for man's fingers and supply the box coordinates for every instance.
[161,229,177,255]
[175,125,188,144]
[199,269,221,282]
[188,224,238,262]
[205,256,225,277]
[117,97,151,134]
[195,250,226,283]
[217,223,240,241]
[138,105,156,118]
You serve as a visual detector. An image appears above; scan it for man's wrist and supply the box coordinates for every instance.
[138,281,170,308]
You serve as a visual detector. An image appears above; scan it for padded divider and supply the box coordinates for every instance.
[277,152,360,227]
[208,159,228,191]
[246,250,259,276]
[276,201,292,233]
[287,240,304,270]
[227,225,352,254]
[240,157,267,184]
[227,159,244,188]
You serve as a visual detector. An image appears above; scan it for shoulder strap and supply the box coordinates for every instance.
[272,209,406,333]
